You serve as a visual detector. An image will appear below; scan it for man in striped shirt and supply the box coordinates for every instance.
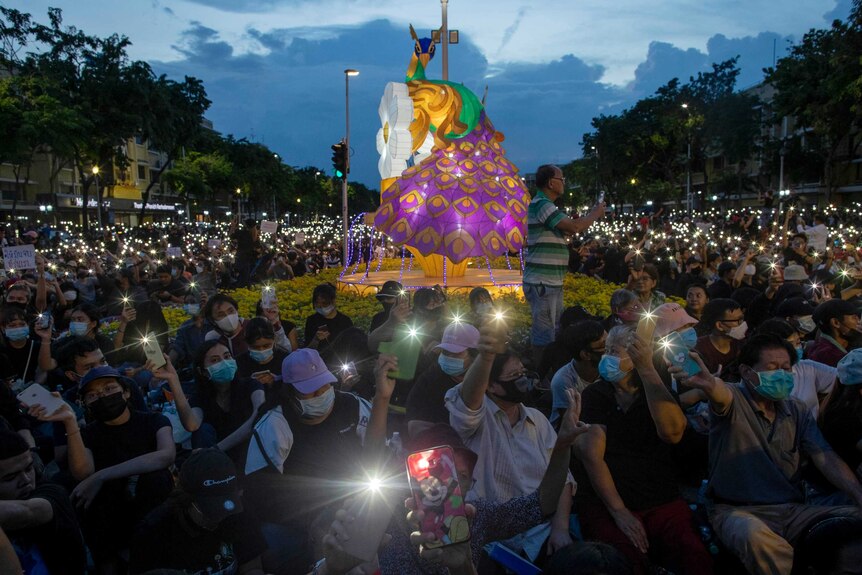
[525,165,605,365]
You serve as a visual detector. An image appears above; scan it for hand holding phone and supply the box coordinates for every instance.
[142,332,166,369]
[18,384,66,418]
[662,331,702,377]
[406,446,471,548]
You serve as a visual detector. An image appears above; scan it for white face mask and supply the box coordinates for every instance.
[297,387,335,419]
[728,321,748,341]
[215,313,240,332]
[63,291,77,301]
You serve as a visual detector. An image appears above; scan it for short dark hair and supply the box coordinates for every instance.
[702,298,742,332]
[0,306,27,326]
[204,294,239,321]
[244,316,275,344]
[642,263,659,281]
[535,164,558,190]
[562,320,605,360]
[754,318,796,340]
[311,283,336,305]
[468,287,491,307]
[738,333,796,368]
[0,428,29,461]
[489,350,522,383]
[55,337,101,372]
[73,303,102,324]
[156,265,172,275]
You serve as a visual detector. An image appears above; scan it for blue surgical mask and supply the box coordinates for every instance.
[69,321,90,337]
[752,369,795,400]
[183,304,200,316]
[207,358,237,384]
[249,347,274,363]
[4,326,29,342]
[298,387,335,419]
[679,327,698,350]
[438,354,466,377]
[316,305,335,317]
[598,354,630,383]
[796,346,804,362]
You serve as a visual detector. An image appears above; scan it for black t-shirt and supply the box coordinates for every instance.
[707,279,733,300]
[782,247,808,268]
[190,377,263,443]
[0,339,40,383]
[81,410,171,470]
[130,503,265,575]
[369,310,389,333]
[8,482,87,575]
[574,380,680,511]
[405,361,459,426]
[304,311,354,350]
[235,348,288,407]
[146,278,188,300]
[246,392,368,522]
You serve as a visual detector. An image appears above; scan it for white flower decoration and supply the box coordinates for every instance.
[376,82,414,180]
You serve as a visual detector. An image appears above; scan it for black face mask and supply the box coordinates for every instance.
[492,372,538,404]
[690,267,702,275]
[87,392,127,422]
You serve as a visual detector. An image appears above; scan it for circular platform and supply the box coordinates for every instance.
[337,267,524,297]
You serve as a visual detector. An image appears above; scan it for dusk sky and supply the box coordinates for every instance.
[6,0,855,188]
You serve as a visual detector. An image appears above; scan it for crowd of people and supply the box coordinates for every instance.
[1,170,862,575]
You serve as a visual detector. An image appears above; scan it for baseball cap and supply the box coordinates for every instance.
[813,299,860,330]
[686,255,703,265]
[408,423,478,473]
[435,322,480,354]
[837,349,862,386]
[23,231,37,239]
[281,348,337,394]
[775,297,816,318]
[653,303,698,338]
[784,265,808,281]
[78,365,135,393]
[375,280,404,301]
[179,448,243,523]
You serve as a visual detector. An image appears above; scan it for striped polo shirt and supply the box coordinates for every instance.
[524,190,568,287]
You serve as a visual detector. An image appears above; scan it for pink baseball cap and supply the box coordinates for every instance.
[281,348,337,394]
[653,303,698,338]
[435,322,480,354]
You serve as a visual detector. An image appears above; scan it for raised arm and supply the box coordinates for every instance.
[216,389,265,453]
[628,334,686,444]
[459,321,504,411]
[364,353,397,450]
[667,351,734,414]
[556,203,606,236]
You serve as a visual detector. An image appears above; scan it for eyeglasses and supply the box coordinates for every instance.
[719,318,744,326]
[551,177,566,183]
[83,383,123,404]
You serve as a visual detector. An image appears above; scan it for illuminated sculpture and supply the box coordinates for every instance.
[373,25,529,276]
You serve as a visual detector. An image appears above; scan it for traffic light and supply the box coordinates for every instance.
[331,141,347,178]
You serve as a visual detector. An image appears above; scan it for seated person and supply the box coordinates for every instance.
[235,317,289,406]
[405,321,480,437]
[369,280,404,334]
[694,298,746,375]
[808,299,859,367]
[0,428,87,575]
[156,341,264,460]
[45,366,175,574]
[0,307,44,388]
[304,283,353,352]
[466,286,493,326]
[573,325,712,575]
[603,289,642,332]
[63,303,114,356]
[146,264,188,304]
[821,349,862,479]
[129,448,264,575]
[669,335,862,575]
[204,294,250,357]
[549,320,605,426]
[254,299,297,353]
[168,294,211,374]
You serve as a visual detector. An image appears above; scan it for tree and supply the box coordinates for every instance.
[162,152,233,203]
[766,11,862,200]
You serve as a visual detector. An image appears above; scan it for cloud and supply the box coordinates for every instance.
[496,5,529,58]
[824,0,854,21]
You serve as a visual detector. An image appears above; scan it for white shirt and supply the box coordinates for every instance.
[798,223,828,253]
[445,384,558,503]
[791,359,836,418]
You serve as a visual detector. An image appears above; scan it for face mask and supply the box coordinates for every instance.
[727,321,748,341]
[796,346,804,362]
[751,369,795,400]
[678,327,698,349]
[69,321,90,337]
[184,304,200,316]
[4,326,29,342]
[88,392,128,422]
[207,358,237,384]
[438,354,466,377]
[171,269,179,278]
[5,301,25,310]
[215,313,240,332]
[475,303,493,316]
[298,387,335,419]
[598,355,631,383]
[796,316,815,335]
[249,347,274,363]
[196,266,204,274]
[492,373,537,404]
[63,291,77,301]
[315,305,335,317]
[690,267,702,275]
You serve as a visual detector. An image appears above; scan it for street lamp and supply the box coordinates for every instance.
[343,68,359,267]
[681,103,692,216]
[92,165,102,229]
[235,187,242,221]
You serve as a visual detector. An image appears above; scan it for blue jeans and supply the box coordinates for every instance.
[524,283,563,346]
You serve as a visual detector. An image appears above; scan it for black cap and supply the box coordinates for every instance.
[813,299,860,330]
[718,261,737,275]
[686,255,703,265]
[376,280,404,301]
[179,448,243,523]
[776,297,816,318]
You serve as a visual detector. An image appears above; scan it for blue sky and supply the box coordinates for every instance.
[7,0,855,188]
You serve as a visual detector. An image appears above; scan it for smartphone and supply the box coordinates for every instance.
[36,313,51,330]
[597,190,605,204]
[378,326,423,380]
[636,310,656,343]
[406,446,470,548]
[340,362,359,387]
[142,332,166,369]
[261,286,277,310]
[663,331,702,377]
[17,383,66,416]
[338,483,395,562]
